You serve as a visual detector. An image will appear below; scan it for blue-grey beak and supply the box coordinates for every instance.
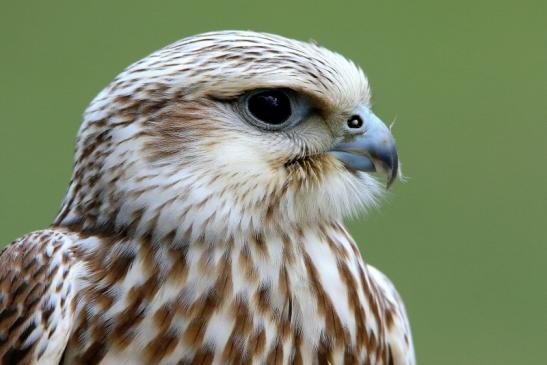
[330,106,399,188]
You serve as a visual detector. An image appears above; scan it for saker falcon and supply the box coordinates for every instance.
[0,31,415,364]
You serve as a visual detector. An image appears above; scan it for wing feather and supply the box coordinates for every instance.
[367,264,416,365]
[0,230,80,365]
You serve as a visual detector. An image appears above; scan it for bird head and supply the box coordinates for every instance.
[56,31,399,243]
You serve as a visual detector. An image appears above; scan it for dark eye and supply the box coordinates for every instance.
[247,90,292,125]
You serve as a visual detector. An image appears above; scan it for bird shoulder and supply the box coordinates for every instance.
[0,229,81,365]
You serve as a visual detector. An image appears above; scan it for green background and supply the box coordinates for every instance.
[1,1,545,363]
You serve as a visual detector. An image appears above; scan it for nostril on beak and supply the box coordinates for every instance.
[346,115,363,129]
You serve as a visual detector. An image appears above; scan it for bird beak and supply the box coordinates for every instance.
[330,106,399,188]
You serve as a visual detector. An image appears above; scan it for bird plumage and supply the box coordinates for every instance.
[0,31,414,364]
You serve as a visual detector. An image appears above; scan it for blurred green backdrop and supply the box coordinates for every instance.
[0,1,545,363]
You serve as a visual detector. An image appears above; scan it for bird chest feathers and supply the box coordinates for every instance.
[58,223,396,365]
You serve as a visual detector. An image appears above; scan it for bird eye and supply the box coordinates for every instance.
[246,90,292,126]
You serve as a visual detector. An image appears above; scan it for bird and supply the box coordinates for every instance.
[0,31,415,365]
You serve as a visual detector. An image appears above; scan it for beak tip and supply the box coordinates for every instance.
[385,166,398,189]
[386,169,398,189]
[371,148,399,189]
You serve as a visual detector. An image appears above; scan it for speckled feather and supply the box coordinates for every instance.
[0,31,414,364]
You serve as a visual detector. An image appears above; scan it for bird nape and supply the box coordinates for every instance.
[0,31,415,365]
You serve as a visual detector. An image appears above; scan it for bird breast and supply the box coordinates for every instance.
[61,223,393,364]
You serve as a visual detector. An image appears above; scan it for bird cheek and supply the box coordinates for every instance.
[209,138,275,176]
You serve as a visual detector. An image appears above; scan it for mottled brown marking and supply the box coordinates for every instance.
[338,259,368,352]
[344,345,359,365]
[303,252,346,345]
[111,287,147,350]
[221,333,244,364]
[153,303,175,333]
[385,305,395,329]
[317,334,333,365]
[190,346,215,365]
[238,244,257,282]
[74,338,107,365]
[233,297,253,336]
[183,290,220,348]
[167,247,189,284]
[140,275,161,300]
[359,264,383,335]
[143,331,178,363]
[366,331,377,357]
[213,252,233,301]
[197,246,214,275]
[163,229,177,245]
[278,264,293,342]
[139,235,157,275]
[253,283,271,315]
[266,340,284,365]
[247,327,266,358]
[281,233,296,266]
[321,226,349,259]
[250,233,269,258]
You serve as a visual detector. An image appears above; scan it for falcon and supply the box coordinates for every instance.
[0,31,415,364]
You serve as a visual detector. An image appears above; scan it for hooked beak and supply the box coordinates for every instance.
[330,107,399,188]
